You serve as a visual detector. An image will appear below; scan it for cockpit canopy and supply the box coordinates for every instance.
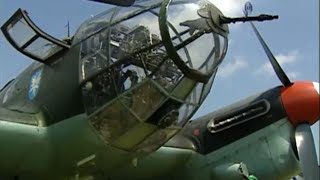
[74,0,228,81]
[75,0,229,151]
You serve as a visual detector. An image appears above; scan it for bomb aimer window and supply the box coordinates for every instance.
[1,9,70,64]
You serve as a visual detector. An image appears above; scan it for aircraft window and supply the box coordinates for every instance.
[200,70,216,102]
[161,2,228,77]
[79,0,225,117]
[73,8,114,44]
[1,9,70,64]
[7,18,36,47]
[78,0,230,151]
[191,83,203,104]
[24,37,63,59]
[219,35,228,59]
[177,103,195,126]
[76,0,229,82]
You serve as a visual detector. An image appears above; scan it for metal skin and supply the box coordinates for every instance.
[295,124,319,180]
[0,85,305,179]
[114,87,302,180]
[0,1,319,180]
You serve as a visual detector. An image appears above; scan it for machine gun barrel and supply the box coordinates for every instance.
[220,14,279,24]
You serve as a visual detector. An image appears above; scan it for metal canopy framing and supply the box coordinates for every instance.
[1,9,70,64]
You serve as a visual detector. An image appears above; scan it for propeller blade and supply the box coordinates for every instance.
[295,124,319,180]
[89,0,136,6]
[249,22,292,87]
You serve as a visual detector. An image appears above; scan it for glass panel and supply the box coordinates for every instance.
[121,64,147,91]
[120,80,167,121]
[162,0,228,76]
[145,98,181,127]
[200,70,216,102]
[202,34,227,73]
[73,8,115,44]
[80,33,105,59]
[112,2,163,37]
[79,9,165,83]
[7,17,36,47]
[177,103,193,126]
[152,59,183,92]
[2,9,69,63]
[82,67,120,114]
[113,8,163,62]
[77,1,226,147]
[24,37,63,59]
[177,34,214,69]
[89,99,139,143]
[189,82,203,105]
[219,35,228,60]
[80,32,111,81]
[171,78,196,100]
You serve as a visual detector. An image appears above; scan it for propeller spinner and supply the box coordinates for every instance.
[243,2,320,179]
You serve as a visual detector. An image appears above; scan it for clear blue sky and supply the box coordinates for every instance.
[0,0,319,162]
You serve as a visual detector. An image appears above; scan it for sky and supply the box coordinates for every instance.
[0,0,319,163]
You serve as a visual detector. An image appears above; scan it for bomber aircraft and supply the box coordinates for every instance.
[0,0,319,179]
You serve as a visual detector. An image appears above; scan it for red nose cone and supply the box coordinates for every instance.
[280,81,320,127]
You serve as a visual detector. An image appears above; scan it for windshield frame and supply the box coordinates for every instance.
[75,0,228,85]
[1,8,70,64]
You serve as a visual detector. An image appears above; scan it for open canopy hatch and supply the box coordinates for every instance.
[1,9,70,64]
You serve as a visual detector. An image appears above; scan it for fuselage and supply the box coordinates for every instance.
[0,68,301,179]
[1,0,318,179]
[0,48,83,126]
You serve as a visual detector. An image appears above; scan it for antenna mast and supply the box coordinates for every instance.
[65,21,70,38]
